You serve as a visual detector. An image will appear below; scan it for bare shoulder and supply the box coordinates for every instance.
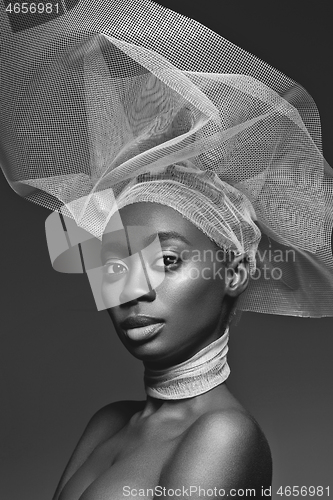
[189,408,270,453]
[52,400,144,500]
[84,399,145,438]
[69,399,146,455]
[160,408,272,495]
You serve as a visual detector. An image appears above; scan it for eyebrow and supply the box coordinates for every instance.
[101,241,129,256]
[145,231,192,247]
[101,230,192,255]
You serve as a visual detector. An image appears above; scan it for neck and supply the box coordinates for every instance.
[144,326,230,400]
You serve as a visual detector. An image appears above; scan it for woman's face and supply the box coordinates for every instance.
[102,203,243,368]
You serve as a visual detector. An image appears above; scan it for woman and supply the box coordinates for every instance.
[52,199,272,499]
[0,1,332,499]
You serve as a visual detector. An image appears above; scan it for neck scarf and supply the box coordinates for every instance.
[144,327,230,400]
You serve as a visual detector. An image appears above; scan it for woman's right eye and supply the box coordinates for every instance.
[103,260,128,276]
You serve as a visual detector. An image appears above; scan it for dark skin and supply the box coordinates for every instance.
[53,203,272,500]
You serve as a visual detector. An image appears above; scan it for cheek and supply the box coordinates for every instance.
[160,261,225,314]
[101,275,126,309]
[105,307,119,330]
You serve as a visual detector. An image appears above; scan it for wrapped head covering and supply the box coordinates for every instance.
[1,0,333,316]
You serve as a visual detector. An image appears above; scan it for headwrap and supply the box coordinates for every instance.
[1,0,333,316]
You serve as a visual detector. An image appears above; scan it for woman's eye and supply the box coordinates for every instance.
[163,255,179,267]
[103,261,128,275]
[154,254,180,270]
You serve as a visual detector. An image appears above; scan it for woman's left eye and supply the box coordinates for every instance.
[164,255,179,267]
[153,254,180,270]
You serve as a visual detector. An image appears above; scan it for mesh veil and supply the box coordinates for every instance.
[1,0,333,316]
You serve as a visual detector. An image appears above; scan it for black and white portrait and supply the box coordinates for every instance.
[0,2,332,499]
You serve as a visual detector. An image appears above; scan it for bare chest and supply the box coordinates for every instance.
[59,422,185,500]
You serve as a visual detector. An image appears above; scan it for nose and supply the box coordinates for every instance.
[119,252,156,305]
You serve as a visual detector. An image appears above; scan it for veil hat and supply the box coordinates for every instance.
[1,0,333,316]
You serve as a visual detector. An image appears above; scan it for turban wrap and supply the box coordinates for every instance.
[1,0,333,316]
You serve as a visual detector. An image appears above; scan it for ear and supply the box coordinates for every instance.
[224,254,250,298]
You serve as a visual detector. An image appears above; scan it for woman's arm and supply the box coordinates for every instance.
[157,409,272,499]
[52,400,143,500]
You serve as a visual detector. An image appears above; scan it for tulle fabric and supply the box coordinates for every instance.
[1,0,333,316]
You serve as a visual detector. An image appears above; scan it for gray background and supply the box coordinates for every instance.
[0,1,332,499]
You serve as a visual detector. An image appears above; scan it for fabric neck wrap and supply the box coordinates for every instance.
[144,326,230,400]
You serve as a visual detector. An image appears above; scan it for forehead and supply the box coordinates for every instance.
[102,202,218,251]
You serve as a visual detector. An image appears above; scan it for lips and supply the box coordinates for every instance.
[120,315,165,330]
[120,315,165,342]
